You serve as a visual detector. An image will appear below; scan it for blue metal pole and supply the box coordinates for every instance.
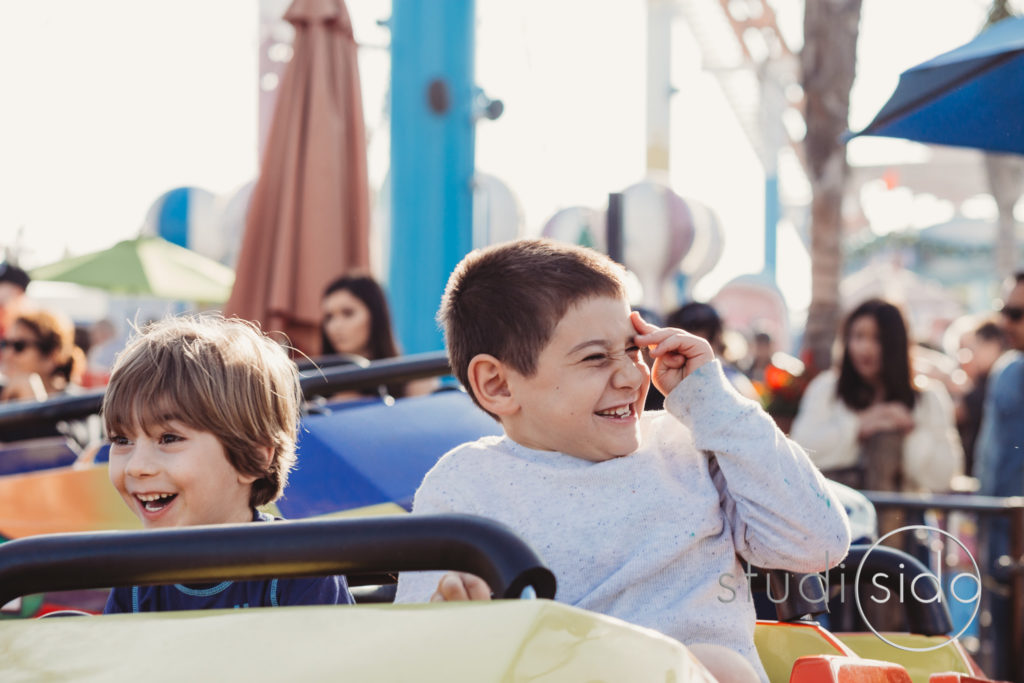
[388,0,476,354]
[764,175,779,279]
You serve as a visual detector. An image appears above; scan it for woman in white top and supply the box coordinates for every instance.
[790,298,963,493]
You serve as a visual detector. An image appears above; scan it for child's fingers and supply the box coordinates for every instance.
[431,572,465,601]
[631,315,699,349]
[646,334,709,359]
[631,311,713,389]
[633,325,679,348]
[636,327,706,357]
[462,573,492,600]
[632,312,707,359]
[430,572,492,602]
[630,310,658,335]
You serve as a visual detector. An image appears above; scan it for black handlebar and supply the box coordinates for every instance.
[0,351,452,434]
[0,514,556,605]
[299,351,450,396]
[751,543,955,635]
[841,543,954,636]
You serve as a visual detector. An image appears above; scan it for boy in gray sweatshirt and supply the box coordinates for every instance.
[396,239,850,682]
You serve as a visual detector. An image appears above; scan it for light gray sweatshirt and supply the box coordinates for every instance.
[396,361,851,681]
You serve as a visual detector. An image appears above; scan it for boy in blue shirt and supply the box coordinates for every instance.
[396,239,850,682]
[102,315,353,612]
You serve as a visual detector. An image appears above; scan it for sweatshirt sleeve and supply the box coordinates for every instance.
[664,361,851,572]
[394,460,471,604]
[788,371,861,471]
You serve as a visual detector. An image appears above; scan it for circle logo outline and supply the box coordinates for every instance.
[853,524,981,653]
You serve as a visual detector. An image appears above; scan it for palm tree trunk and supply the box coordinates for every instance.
[800,0,862,374]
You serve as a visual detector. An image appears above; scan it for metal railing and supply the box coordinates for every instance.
[0,351,452,437]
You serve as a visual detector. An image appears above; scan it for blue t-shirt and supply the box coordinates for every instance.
[104,511,354,613]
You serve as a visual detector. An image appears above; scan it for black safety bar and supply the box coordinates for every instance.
[299,351,450,397]
[761,569,829,622]
[0,350,452,434]
[839,544,954,636]
[0,513,555,605]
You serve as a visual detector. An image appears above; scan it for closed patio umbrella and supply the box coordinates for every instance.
[226,0,370,355]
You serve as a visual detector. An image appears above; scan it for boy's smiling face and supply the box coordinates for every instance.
[503,295,651,462]
[108,420,258,528]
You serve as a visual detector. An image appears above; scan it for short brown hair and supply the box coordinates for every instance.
[102,315,301,507]
[438,238,627,413]
[15,309,84,386]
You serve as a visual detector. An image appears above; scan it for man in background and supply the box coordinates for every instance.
[956,318,1006,475]
[0,263,31,340]
[974,272,1024,681]
[743,331,775,384]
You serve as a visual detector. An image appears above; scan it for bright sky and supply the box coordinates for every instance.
[0,0,1004,324]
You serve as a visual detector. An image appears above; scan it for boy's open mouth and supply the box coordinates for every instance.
[135,493,178,512]
[595,403,634,419]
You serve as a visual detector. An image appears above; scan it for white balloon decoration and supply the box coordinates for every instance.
[678,198,725,300]
[620,180,694,312]
[540,206,607,252]
[473,173,524,247]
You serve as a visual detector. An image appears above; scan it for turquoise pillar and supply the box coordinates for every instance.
[388,0,476,353]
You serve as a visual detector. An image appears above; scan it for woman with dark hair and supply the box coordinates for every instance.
[1,309,85,402]
[790,298,962,493]
[320,274,434,399]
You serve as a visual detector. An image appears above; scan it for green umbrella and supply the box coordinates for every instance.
[30,236,235,303]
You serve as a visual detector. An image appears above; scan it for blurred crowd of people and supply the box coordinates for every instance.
[634,278,1024,520]
[3,257,1022,519]
[0,266,432,431]
[3,258,1020,504]
[0,264,125,405]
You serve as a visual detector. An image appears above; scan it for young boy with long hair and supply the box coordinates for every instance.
[102,315,352,612]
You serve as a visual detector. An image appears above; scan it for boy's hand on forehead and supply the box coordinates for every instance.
[631,311,714,396]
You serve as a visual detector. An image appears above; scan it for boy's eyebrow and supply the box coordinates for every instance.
[567,336,637,356]
[567,339,611,355]
[134,414,185,435]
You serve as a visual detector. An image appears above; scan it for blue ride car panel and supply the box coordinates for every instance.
[280,391,501,518]
[0,438,78,476]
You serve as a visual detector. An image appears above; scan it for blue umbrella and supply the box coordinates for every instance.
[849,16,1024,154]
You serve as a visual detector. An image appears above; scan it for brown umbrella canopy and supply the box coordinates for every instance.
[226,0,370,356]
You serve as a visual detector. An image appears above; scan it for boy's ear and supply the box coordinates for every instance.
[237,445,273,486]
[467,354,519,417]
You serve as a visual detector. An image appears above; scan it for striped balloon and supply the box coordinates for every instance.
[140,186,222,263]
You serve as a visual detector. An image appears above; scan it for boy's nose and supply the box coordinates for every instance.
[124,445,158,477]
[612,354,648,389]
